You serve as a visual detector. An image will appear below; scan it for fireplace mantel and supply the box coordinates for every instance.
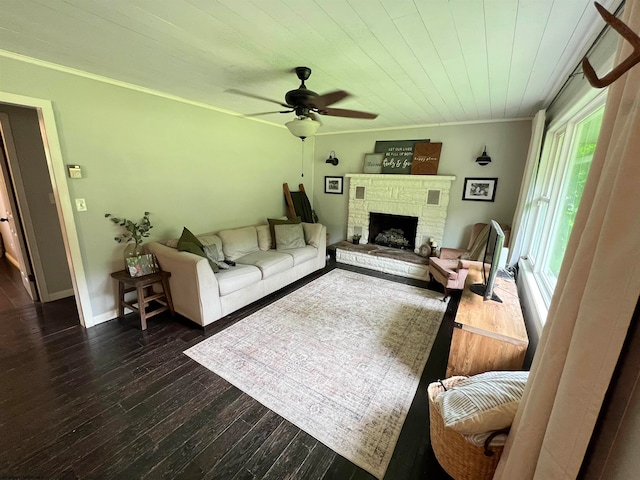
[345,174,456,183]
[345,173,456,252]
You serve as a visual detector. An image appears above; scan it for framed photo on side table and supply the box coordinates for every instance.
[462,177,498,202]
[324,176,344,194]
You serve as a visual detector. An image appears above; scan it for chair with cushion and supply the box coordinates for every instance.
[439,222,511,261]
[428,258,471,301]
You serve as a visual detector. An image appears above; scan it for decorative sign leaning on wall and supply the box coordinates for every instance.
[362,153,384,173]
[411,142,442,175]
[375,139,430,174]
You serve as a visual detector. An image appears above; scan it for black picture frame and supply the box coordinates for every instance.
[462,177,498,202]
[324,176,344,195]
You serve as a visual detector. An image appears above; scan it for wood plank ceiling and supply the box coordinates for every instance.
[0,0,622,133]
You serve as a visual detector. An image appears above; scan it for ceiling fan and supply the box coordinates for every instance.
[227,66,378,139]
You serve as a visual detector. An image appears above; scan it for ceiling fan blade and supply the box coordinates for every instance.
[225,89,291,109]
[319,107,378,119]
[244,110,294,117]
[307,90,350,109]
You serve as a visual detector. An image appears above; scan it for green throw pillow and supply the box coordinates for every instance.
[267,217,301,249]
[177,227,219,273]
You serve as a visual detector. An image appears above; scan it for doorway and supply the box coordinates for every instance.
[0,92,93,326]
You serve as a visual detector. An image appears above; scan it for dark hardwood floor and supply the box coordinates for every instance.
[0,255,457,479]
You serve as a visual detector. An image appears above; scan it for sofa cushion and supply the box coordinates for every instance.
[267,217,301,248]
[237,250,294,279]
[435,370,529,435]
[278,245,318,265]
[274,223,306,250]
[256,225,271,251]
[215,264,262,296]
[218,226,259,261]
[302,222,323,247]
[177,227,219,273]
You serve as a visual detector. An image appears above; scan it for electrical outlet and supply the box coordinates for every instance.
[75,198,87,211]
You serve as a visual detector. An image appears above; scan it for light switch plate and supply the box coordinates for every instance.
[75,198,87,211]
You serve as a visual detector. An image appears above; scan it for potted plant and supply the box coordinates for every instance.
[105,211,153,261]
[352,233,362,245]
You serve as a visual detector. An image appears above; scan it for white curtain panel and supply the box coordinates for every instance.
[494,2,640,479]
[507,109,545,266]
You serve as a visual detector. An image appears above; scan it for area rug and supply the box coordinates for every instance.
[184,269,446,479]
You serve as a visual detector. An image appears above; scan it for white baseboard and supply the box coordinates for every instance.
[47,289,75,301]
[91,309,119,327]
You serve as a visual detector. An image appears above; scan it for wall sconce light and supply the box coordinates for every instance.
[325,151,339,166]
[476,146,492,166]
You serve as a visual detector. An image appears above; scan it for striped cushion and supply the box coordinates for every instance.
[434,370,529,435]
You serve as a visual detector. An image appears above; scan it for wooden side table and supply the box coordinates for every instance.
[111,270,175,330]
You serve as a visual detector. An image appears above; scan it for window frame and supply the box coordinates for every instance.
[522,90,607,315]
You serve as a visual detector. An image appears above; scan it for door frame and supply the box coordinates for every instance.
[0,92,93,327]
[0,117,39,300]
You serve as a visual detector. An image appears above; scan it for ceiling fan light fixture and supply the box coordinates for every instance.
[476,146,492,166]
[285,117,320,140]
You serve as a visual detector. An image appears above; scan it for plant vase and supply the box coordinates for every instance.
[123,243,145,271]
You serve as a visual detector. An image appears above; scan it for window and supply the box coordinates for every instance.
[526,98,606,307]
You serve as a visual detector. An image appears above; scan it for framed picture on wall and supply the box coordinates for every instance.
[462,177,498,202]
[324,176,344,194]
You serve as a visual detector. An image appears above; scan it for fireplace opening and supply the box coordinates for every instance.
[368,213,418,250]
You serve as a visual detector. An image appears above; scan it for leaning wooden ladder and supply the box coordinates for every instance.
[283,183,316,223]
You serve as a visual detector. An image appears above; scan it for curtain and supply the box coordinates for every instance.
[508,109,545,266]
[494,3,640,479]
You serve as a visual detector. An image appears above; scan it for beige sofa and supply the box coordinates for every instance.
[147,222,326,327]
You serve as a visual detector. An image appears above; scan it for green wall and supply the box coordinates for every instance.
[0,55,313,319]
[0,54,533,324]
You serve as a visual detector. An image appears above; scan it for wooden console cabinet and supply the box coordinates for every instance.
[446,263,528,377]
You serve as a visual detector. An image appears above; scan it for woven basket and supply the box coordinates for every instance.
[428,378,505,480]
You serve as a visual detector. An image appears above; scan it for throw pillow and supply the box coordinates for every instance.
[435,370,529,435]
[217,226,260,261]
[198,234,225,262]
[267,217,301,249]
[256,225,272,251]
[203,244,230,270]
[302,222,323,247]
[177,227,219,273]
[274,223,306,250]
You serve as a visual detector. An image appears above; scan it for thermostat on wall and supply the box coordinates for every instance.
[67,165,82,179]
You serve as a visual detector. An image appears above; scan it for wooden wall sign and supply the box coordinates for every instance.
[411,142,442,175]
[375,139,430,174]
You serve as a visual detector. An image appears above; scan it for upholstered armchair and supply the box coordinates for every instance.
[439,223,511,261]
[428,258,472,301]
[429,222,510,300]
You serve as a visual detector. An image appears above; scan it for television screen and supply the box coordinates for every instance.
[469,220,505,303]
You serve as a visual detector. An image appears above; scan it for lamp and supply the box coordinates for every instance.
[325,151,339,166]
[476,146,492,166]
[285,117,320,140]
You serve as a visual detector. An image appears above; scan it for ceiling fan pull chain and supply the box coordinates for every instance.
[301,140,304,177]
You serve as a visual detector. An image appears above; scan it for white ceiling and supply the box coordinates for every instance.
[0,0,621,133]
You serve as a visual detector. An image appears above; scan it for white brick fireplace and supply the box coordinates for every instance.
[345,174,456,252]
